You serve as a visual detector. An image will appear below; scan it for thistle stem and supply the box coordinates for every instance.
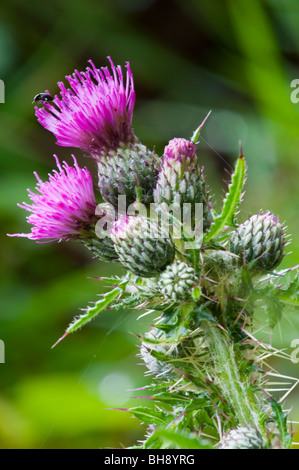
[201,320,262,431]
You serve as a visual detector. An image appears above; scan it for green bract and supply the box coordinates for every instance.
[111,215,175,277]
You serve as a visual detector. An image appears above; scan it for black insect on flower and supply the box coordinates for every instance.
[32,93,53,104]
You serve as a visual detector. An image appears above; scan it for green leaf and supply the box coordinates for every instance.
[129,406,173,426]
[270,399,292,449]
[275,270,299,308]
[192,408,215,428]
[193,305,216,324]
[246,283,284,329]
[53,281,129,346]
[263,293,283,329]
[91,276,122,285]
[152,429,212,449]
[204,150,247,243]
[146,392,192,406]
[67,282,128,334]
[109,292,144,310]
[143,434,163,449]
[192,285,201,301]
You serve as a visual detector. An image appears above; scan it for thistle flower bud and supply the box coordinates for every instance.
[111,215,175,277]
[97,141,160,207]
[229,212,287,271]
[219,426,264,449]
[159,261,199,301]
[153,138,212,231]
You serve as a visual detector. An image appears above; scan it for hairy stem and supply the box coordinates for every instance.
[201,320,262,431]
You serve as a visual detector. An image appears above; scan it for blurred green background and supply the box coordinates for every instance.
[1,0,299,449]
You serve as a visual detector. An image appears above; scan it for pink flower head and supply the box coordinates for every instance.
[35,57,136,157]
[163,138,197,163]
[8,156,97,242]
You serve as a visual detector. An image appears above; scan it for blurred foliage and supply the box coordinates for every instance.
[1,0,299,448]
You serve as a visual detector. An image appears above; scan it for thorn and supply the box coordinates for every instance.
[239,140,243,159]
[127,386,148,391]
[289,264,299,271]
[199,110,212,130]
[51,331,68,349]
[191,110,212,143]
[216,323,228,333]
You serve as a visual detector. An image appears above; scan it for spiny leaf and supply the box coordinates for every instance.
[244,282,284,329]
[89,276,122,285]
[52,281,128,346]
[262,292,283,329]
[142,392,192,406]
[270,399,293,449]
[67,282,128,333]
[109,293,144,310]
[128,406,173,426]
[193,305,216,324]
[274,270,299,308]
[204,146,247,243]
[134,383,175,395]
[150,429,212,449]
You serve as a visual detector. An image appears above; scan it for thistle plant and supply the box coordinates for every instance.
[9,57,299,449]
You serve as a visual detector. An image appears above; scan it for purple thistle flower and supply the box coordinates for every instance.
[35,57,136,158]
[163,138,197,163]
[8,156,97,242]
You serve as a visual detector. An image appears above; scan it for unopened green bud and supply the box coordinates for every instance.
[229,212,287,271]
[111,215,175,277]
[219,426,264,449]
[159,261,199,301]
[97,141,160,207]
